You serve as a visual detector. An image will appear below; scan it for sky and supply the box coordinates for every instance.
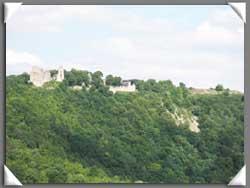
[6,5,244,91]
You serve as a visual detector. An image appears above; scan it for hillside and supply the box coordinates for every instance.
[6,70,244,184]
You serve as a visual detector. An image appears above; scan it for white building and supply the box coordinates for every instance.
[109,80,136,93]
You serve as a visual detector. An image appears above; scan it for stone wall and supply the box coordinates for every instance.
[109,84,136,93]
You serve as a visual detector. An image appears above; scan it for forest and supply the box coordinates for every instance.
[6,69,244,184]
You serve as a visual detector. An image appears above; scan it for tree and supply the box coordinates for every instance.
[47,164,68,183]
[105,75,122,86]
[91,71,104,88]
[179,82,186,88]
[50,70,58,78]
[64,69,90,86]
[215,84,224,91]
[6,70,244,184]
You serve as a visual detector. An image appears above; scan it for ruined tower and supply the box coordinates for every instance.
[56,66,64,82]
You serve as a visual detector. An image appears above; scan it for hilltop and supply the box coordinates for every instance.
[6,69,244,184]
[190,88,242,95]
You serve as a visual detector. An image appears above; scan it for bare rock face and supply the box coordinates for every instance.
[188,115,200,133]
[167,108,200,133]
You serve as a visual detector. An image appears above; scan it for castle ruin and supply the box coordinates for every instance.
[29,66,64,87]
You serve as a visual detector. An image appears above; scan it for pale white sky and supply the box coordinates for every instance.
[6,5,244,91]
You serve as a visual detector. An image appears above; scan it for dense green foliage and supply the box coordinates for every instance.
[64,69,90,87]
[105,75,122,86]
[215,84,224,91]
[6,70,244,184]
